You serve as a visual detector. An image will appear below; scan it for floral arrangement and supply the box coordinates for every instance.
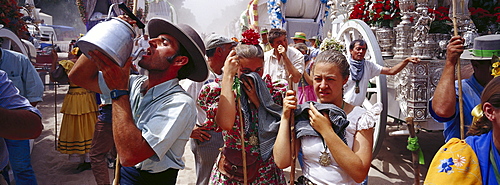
[76,0,87,24]
[370,0,401,27]
[0,0,28,38]
[240,29,260,45]
[429,6,452,34]
[319,37,345,53]
[350,0,401,28]
[469,6,500,34]
[267,0,286,28]
[349,0,371,23]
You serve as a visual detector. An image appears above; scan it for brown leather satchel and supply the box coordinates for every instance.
[218,147,260,183]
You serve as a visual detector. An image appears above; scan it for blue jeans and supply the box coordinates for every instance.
[120,167,178,185]
[4,139,37,185]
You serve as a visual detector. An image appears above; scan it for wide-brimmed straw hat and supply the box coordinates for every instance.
[147,17,208,82]
[460,34,500,61]
[290,32,307,41]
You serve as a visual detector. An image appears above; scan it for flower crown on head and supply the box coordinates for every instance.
[240,29,260,45]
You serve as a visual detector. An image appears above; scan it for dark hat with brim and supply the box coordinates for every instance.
[147,17,208,82]
[460,34,500,61]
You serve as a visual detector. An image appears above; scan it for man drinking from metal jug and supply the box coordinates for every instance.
[69,16,208,184]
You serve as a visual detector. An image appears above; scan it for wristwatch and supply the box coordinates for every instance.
[111,89,129,100]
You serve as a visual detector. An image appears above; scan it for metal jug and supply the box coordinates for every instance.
[77,3,142,67]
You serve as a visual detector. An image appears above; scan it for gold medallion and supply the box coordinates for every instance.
[355,86,360,94]
[319,151,331,166]
[249,134,259,145]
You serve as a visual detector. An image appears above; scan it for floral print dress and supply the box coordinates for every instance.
[198,75,287,185]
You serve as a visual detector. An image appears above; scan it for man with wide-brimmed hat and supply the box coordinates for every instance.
[259,28,272,52]
[180,33,235,185]
[430,35,500,142]
[69,17,208,184]
[290,31,308,45]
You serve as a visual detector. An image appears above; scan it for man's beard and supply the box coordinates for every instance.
[138,53,178,69]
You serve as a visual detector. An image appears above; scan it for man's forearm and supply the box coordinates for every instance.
[385,60,410,75]
[112,95,155,166]
[68,55,102,93]
[282,55,302,83]
[432,62,457,118]
[0,108,42,139]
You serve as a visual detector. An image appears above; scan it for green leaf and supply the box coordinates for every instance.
[232,76,241,98]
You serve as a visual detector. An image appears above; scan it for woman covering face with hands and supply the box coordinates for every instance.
[197,30,288,184]
[274,49,382,184]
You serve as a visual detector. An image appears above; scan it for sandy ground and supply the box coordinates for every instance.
[1,83,445,185]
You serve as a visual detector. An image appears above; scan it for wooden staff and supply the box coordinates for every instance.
[113,155,121,185]
[289,76,296,185]
[406,117,420,185]
[54,82,58,150]
[452,0,465,139]
[237,97,248,185]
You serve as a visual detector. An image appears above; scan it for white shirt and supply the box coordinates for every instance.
[300,103,381,184]
[263,46,304,89]
[343,57,383,106]
[179,71,220,126]
[139,39,149,49]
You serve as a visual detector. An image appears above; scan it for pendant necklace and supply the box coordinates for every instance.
[319,138,331,166]
[355,80,360,94]
[244,105,259,146]
[249,134,259,146]
[318,101,344,166]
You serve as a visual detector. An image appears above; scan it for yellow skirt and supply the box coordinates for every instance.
[57,87,98,154]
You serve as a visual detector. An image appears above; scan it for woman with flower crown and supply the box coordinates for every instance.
[198,29,287,184]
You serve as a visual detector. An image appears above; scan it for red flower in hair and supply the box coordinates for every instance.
[240,29,260,45]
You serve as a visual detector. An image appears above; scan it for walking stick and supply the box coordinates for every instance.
[54,82,58,150]
[452,0,465,139]
[237,97,248,185]
[113,154,121,185]
[406,117,420,185]
[289,76,296,185]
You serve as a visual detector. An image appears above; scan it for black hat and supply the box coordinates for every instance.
[147,18,208,82]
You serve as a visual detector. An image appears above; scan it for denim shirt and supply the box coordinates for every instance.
[0,48,44,103]
[0,70,42,169]
[99,74,196,173]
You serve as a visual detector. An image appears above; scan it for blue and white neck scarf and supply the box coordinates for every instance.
[349,57,365,93]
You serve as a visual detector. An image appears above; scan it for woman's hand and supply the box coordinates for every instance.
[88,50,131,90]
[241,76,260,108]
[283,90,297,117]
[308,102,333,135]
[222,50,239,77]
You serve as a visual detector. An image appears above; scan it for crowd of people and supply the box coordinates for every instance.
[1,11,500,185]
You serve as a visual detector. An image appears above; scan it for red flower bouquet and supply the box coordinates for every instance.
[350,0,401,28]
[349,0,371,23]
[429,6,452,34]
[0,0,28,38]
[469,6,500,34]
[240,29,260,45]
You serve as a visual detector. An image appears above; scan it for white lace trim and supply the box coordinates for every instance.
[357,102,382,131]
